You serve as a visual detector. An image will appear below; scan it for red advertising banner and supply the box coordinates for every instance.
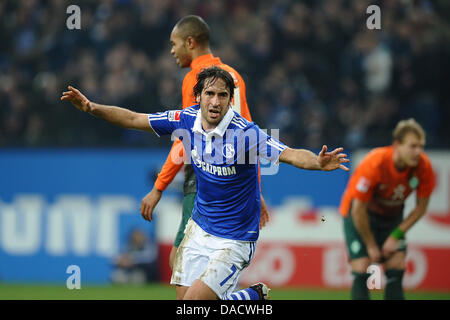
[158,242,450,290]
[156,151,450,291]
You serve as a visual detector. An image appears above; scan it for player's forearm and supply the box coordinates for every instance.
[154,140,185,191]
[279,148,321,170]
[351,204,377,246]
[398,209,425,234]
[89,102,147,131]
[398,198,429,234]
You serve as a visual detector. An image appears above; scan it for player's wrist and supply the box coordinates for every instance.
[154,180,167,192]
[390,227,405,240]
[86,100,95,113]
[365,237,379,248]
[314,155,324,170]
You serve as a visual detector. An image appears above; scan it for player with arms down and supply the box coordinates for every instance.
[339,119,436,299]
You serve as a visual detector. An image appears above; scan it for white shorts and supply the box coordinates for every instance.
[170,218,256,299]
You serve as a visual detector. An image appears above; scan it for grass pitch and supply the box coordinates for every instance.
[1,283,449,300]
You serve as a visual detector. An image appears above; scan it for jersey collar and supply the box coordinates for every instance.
[190,54,222,70]
[192,106,234,138]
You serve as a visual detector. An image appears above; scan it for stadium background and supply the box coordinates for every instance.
[1,0,449,299]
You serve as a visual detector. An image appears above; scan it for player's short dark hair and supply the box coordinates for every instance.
[393,118,426,143]
[174,15,210,46]
[193,66,236,100]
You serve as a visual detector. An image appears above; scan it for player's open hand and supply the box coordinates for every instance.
[60,86,92,112]
[140,187,162,222]
[318,145,350,171]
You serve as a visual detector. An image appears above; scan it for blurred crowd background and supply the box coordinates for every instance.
[1,0,449,149]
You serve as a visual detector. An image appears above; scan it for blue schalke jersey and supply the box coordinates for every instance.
[148,105,287,241]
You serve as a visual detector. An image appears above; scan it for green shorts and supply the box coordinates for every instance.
[173,193,196,248]
[343,204,407,261]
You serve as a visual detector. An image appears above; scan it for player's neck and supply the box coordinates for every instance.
[393,150,408,172]
[201,118,217,132]
[191,47,212,61]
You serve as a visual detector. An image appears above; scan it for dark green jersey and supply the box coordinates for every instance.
[183,164,197,195]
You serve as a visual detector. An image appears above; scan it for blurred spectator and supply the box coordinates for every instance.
[0,0,449,149]
[111,229,158,284]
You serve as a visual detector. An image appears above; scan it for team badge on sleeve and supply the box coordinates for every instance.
[168,110,181,122]
[356,177,371,193]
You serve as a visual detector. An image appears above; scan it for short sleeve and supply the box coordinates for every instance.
[351,156,381,203]
[148,110,183,137]
[416,154,436,198]
[253,125,287,162]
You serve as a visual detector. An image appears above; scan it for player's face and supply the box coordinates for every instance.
[198,78,231,130]
[170,28,191,68]
[396,132,424,167]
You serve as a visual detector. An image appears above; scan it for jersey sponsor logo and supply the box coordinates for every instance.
[168,110,181,122]
[356,177,371,193]
[196,160,237,176]
[191,146,237,176]
[223,144,235,159]
[392,184,406,201]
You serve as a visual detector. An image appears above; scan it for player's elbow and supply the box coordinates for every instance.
[130,113,152,132]
[279,148,296,166]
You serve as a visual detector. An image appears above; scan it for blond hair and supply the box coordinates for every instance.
[393,118,426,143]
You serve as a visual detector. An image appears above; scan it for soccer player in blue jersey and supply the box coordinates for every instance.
[61,66,349,300]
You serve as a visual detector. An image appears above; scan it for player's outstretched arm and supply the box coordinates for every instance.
[61,86,155,133]
[279,145,349,171]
